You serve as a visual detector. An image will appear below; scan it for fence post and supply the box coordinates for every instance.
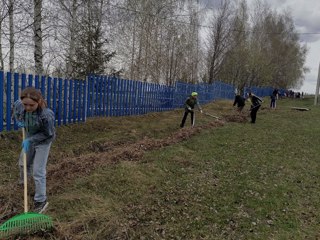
[35,75,39,89]
[28,74,33,87]
[0,71,3,132]
[6,72,12,131]
[63,79,68,125]
[53,78,57,125]
[106,76,110,117]
[73,80,77,122]
[47,77,52,109]
[13,73,19,130]
[58,78,63,126]
[41,75,46,97]
[103,76,107,116]
[68,79,73,123]
[77,80,82,122]
[83,79,87,122]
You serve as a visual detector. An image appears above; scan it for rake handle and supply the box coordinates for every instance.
[22,128,28,213]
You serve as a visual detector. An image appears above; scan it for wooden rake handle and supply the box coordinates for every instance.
[22,128,28,213]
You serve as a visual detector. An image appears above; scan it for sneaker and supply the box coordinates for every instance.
[34,201,49,213]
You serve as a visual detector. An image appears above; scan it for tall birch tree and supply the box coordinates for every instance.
[8,0,14,71]
[34,0,43,74]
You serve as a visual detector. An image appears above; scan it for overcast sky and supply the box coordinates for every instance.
[261,0,320,94]
[201,0,320,94]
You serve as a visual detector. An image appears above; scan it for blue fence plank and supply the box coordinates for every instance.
[21,74,26,90]
[83,80,87,122]
[35,75,39,89]
[14,73,19,102]
[113,77,117,116]
[72,80,77,122]
[105,76,110,117]
[108,77,113,117]
[6,72,12,131]
[58,78,63,126]
[129,80,134,116]
[78,81,82,122]
[28,74,33,87]
[157,85,160,112]
[41,76,46,97]
[63,79,68,125]
[102,76,106,116]
[99,76,103,116]
[143,82,147,114]
[87,75,92,117]
[119,78,123,116]
[53,78,57,125]
[95,76,99,116]
[135,81,140,115]
[115,78,120,116]
[132,80,137,115]
[68,79,73,123]
[124,79,128,115]
[0,71,3,131]
[47,77,52,109]
[126,79,130,115]
[13,73,19,130]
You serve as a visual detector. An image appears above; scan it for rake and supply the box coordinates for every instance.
[203,112,220,119]
[0,128,53,239]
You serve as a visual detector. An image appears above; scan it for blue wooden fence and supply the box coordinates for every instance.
[0,71,87,132]
[173,81,235,109]
[0,70,274,132]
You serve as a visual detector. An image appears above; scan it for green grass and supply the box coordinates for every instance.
[1,97,320,239]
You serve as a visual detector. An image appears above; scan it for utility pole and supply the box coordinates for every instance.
[314,62,320,105]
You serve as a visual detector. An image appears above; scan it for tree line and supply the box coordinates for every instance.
[0,0,308,91]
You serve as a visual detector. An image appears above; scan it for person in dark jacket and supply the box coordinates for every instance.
[14,87,55,213]
[270,88,278,109]
[180,92,203,128]
[233,94,246,113]
[248,92,263,123]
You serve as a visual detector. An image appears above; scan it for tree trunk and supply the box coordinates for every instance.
[34,0,43,74]
[9,0,14,72]
[130,15,136,80]
[66,0,78,78]
[0,18,3,70]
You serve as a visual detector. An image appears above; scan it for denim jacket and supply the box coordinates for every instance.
[14,100,56,145]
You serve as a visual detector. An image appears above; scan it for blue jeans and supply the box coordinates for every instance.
[19,142,52,203]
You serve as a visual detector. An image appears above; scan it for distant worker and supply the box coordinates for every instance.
[248,92,263,124]
[233,93,246,113]
[180,92,203,128]
[270,88,278,109]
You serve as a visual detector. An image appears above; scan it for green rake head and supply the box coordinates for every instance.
[0,212,53,239]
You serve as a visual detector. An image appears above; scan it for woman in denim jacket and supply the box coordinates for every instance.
[14,87,55,213]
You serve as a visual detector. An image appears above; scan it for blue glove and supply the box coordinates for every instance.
[17,121,25,128]
[22,139,30,152]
